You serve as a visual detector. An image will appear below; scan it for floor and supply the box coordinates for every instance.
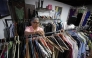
[86,50,92,58]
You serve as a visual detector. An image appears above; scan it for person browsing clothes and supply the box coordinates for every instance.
[25,17,44,37]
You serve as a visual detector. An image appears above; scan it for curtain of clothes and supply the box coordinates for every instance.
[0,29,92,58]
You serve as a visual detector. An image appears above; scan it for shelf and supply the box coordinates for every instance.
[39,18,53,20]
[36,8,53,12]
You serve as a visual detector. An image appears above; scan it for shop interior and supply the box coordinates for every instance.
[0,0,92,58]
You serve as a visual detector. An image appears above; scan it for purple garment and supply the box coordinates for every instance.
[69,9,76,18]
[89,34,92,39]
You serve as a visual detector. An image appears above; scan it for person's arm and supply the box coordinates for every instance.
[25,31,32,38]
[36,27,45,36]
[25,31,35,36]
[36,30,44,36]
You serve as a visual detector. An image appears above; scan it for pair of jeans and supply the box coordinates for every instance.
[29,38,36,58]
[34,40,43,58]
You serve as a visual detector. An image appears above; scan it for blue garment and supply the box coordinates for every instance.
[29,38,36,58]
[56,23,62,31]
[82,11,90,26]
[34,40,42,58]
[58,23,62,30]
[66,30,81,48]
[66,30,86,58]
[56,23,59,31]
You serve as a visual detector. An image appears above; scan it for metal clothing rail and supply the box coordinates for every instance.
[45,30,61,35]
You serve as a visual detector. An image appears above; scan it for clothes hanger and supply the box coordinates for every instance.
[52,33,69,50]
[46,36,64,52]
[37,38,52,55]
[56,30,71,50]
[39,36,52,54]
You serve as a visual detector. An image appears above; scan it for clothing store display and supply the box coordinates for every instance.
[1,1,92,57]
[66,29,92,58]
[1,29,92,58]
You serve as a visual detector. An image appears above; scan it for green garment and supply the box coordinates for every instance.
[15,6,24,21]
[8,41,13,51]
[78,9,85,13]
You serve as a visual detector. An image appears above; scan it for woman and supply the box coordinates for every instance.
[25,17,44,37]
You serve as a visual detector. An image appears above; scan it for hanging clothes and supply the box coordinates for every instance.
[75,13,83,26]
[82,11,90,26]
[15,6,24,22]
[69,8,77,18]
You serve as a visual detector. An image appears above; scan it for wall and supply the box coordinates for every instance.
[0,16,11,39]
[25,0,71,22]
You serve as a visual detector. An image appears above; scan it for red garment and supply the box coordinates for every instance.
[46,42,53,52]
[1,47,7,58]
[58,34,73,58]
[39,38,49,49]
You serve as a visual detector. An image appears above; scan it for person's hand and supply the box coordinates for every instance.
[36,31,44,36]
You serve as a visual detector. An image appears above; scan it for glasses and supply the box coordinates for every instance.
[33,22,39,24]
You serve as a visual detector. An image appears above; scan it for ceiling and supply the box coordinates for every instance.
[55,0,92,6]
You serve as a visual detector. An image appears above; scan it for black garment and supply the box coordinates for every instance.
[43,23,52,33]
[17,22,25,36]
[32,10,38,17]
[75,13,83,26]
[0,50,2,55]
[43,23,52,36]
[15,42,18,58]
[28,8,32,19]
[57,41,72,58]
[67,16,77,25]
[58,23,62,30]
[19,37,26,58]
